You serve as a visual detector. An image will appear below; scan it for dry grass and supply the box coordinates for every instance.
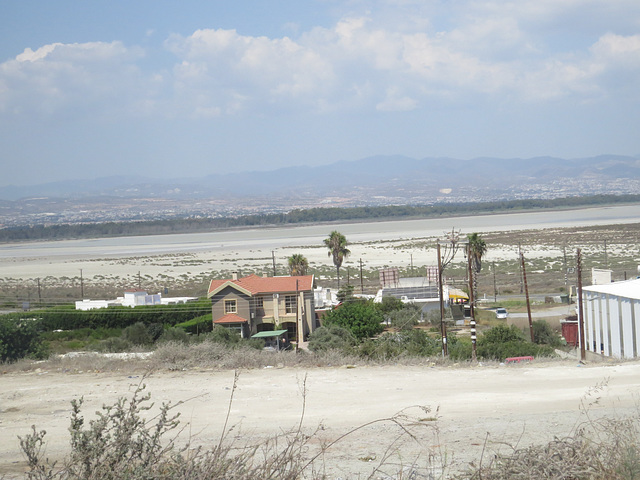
[2,340,480,375]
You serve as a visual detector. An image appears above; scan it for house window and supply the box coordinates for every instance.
[285,295,297,314]
[224,299,237,314]
[254,296,265,315]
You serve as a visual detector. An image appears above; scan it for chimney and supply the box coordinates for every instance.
[232,272,238,281]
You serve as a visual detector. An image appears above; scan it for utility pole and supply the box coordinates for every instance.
[410,253,414,276]
[492,262,497,303]
[563,245,568,289]
[80,269,84,299]
[577,248,586,361]
[467,243,477,362]
[359,258,364,294]
[37,278,42,304]
[272,251,277,277]
[518,242,524,294]
[604,239,608,269]
[520,252,534,342]
[437,242,448,356]
[138,271,141,290]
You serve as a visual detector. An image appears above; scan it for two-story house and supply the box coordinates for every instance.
[207,273,316,342]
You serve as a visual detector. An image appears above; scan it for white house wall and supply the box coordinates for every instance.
[609,295,622,358]
[635,300,640,358]
[585,291,596,355]
[621,297,635,358]
[583,290,640,359]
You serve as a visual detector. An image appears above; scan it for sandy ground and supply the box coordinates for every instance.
[2,359,640,478]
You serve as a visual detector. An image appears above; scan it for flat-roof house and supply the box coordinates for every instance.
[75,289,198,310]
[207,274,316,341]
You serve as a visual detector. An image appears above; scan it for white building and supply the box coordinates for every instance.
[314,286,338,309]
[581,278,640,359]
[75,289,198,311]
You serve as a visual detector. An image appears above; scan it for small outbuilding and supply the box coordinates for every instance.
[581,278,640,359]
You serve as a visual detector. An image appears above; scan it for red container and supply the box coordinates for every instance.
[561,321,579,346]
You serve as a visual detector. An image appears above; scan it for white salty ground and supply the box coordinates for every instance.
[1,204,640,282]
[1,359,639,478]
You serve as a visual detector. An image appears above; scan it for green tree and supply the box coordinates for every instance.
[322,300,384,340]
[337,284,355,303]
[287,253,309,276]
[376,296,405,315]
[324,231,351,287]
[0,318,48,362]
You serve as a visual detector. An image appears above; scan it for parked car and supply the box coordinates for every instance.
[495,307,508,319]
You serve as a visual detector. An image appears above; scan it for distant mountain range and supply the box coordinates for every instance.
[2,154,640,202]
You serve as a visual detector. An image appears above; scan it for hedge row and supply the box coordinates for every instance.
[1,300,211,331]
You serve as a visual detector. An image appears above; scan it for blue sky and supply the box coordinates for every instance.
[1,0,639,187]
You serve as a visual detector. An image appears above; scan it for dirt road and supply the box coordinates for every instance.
[1,359,638,478]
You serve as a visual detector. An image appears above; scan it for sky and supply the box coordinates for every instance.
[1,0,639,187]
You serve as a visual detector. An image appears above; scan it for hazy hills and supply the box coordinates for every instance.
[2,154,640,202]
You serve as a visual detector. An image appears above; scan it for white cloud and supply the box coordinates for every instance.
[0,41,153,117]
[1,2,638,120]
[376,87,417,111]
[591,33,640,65]
[166,28,337,115]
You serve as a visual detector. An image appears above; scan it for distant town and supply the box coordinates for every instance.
[2,176,640,230]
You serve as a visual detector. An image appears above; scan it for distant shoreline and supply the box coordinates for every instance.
[2,195,639,245]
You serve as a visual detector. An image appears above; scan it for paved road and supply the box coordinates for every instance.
[480,303,576,319]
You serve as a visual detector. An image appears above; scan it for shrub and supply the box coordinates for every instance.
[322,300,385,340]
[97,337,133,353]
[308,325,356,352]
[357,329,441,359]
[175,314,213,335]
[533,320,562,347]
[448,336,472,361]
[205,326,241,345]
[122,322,152,346]
[0,317,48,362]
[398,329,441,356]
[146,323,164,342]
[387,304,422,330]
[477,324,556,361]
[157,327,190,345]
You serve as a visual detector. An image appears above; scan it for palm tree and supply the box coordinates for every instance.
[287,253,309,276]
[467,232,487,300]
[324,231,350,287]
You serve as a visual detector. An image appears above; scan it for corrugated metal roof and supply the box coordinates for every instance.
[583,278,640,300]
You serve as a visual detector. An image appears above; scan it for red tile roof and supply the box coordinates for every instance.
[208,274,314,297]
[213,313,248,324]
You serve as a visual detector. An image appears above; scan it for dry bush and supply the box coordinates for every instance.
[459,415,640,480]
[150,340,368,371]
[458,381,640,480]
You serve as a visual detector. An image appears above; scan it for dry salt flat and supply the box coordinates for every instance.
[1,205,639,283]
